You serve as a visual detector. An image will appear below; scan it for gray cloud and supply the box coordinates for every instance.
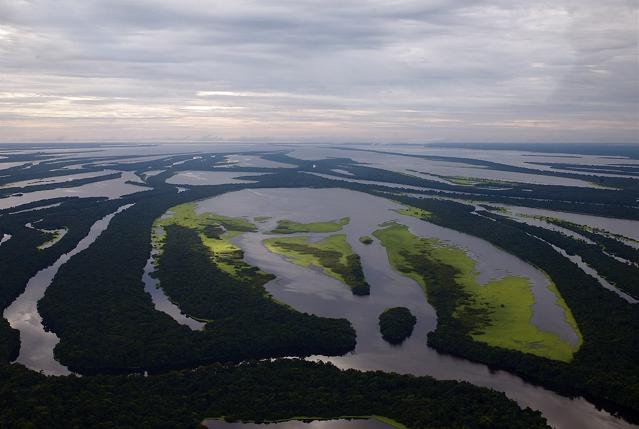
[0,0,636,143]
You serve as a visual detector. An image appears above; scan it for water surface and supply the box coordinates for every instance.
[203,419,394,428]
[188,188,627,429]
[3,204,133,375]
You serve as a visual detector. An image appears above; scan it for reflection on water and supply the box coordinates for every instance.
[3,204,133,375]
[0,170,120,189]
[203,418,394,428]
[0,171,150,210]
[141,227,206,330]
[0,233,10,247]
[496,204,639,241]
[218,154,297,169]
[189,188,632,429]
[167,171,270,186]
[288,147,598,187]
[504,215,638,304]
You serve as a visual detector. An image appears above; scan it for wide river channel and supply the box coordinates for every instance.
[189,187,634,429]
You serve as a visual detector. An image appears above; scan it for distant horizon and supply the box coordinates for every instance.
[0,140,637,146]
[1,1,637,144]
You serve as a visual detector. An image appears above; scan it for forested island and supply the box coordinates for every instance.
[378,307,417,344]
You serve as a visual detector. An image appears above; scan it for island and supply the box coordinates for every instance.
[378,307,417,344]
[264,234,370,295]
[270,217,349,234]
[359,235,374,245]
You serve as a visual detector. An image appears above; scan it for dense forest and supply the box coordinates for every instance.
[543,218,639,264]
[0,359,549,429]
[35,185,354,374]
[485,215,639,299]
[1,147,637,427]
[0,197,127,361]
[378,307,417,344]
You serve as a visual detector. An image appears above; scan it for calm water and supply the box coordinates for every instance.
[166,171,270,186]
[3,204,133,375]
[496,204,639,241]
[0,170,119,189]
[0,171,150,210]
[203,418,394,428]
[499,212,638,304]
[287,147,599,187]
[189,188,632,429]
[141,226,206,330]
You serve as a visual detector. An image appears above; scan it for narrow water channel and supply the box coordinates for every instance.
[142,226,206,330]
[3,204,133,375]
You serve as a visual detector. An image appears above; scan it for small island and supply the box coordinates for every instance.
[270,217,349,234]
[393,205,432,220]
[359,235,373,245]
[263,234,370,295]
[379,307,417,344]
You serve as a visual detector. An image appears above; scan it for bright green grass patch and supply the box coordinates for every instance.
[394,205,432,220]
[263,234,369,295]
[154,203,257,278]
[373,222,581,362]
[445,176,517,188]
[270,217,349,234]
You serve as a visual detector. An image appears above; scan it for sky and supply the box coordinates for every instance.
[0,0,637,144]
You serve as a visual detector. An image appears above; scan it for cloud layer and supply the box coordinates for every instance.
[0,0,637,143]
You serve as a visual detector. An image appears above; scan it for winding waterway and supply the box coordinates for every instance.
[3,204,133,375]
[142,226,206,330]
[191,187,634,429]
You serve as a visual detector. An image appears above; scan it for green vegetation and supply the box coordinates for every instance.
[0,197,124,362]
[37,228,67,250]
[38,187,356,374]
[264,234,370,295]
[371,193,639,418]
[541,217,639,265]
[504,216,639,300]
[271,217,350,234]
[0,359,549,429]
[254,216,271,223]
[324,148,639,219]
[359,235,374,245]
[373,222,580,362]
[154,203,256,279]
[372,415,410,429]
[394,205,432,219]
[378,307,417,344]
[445,176,516,188]
[3,149,638,425]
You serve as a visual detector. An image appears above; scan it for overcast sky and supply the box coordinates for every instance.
[0,0,637,144]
